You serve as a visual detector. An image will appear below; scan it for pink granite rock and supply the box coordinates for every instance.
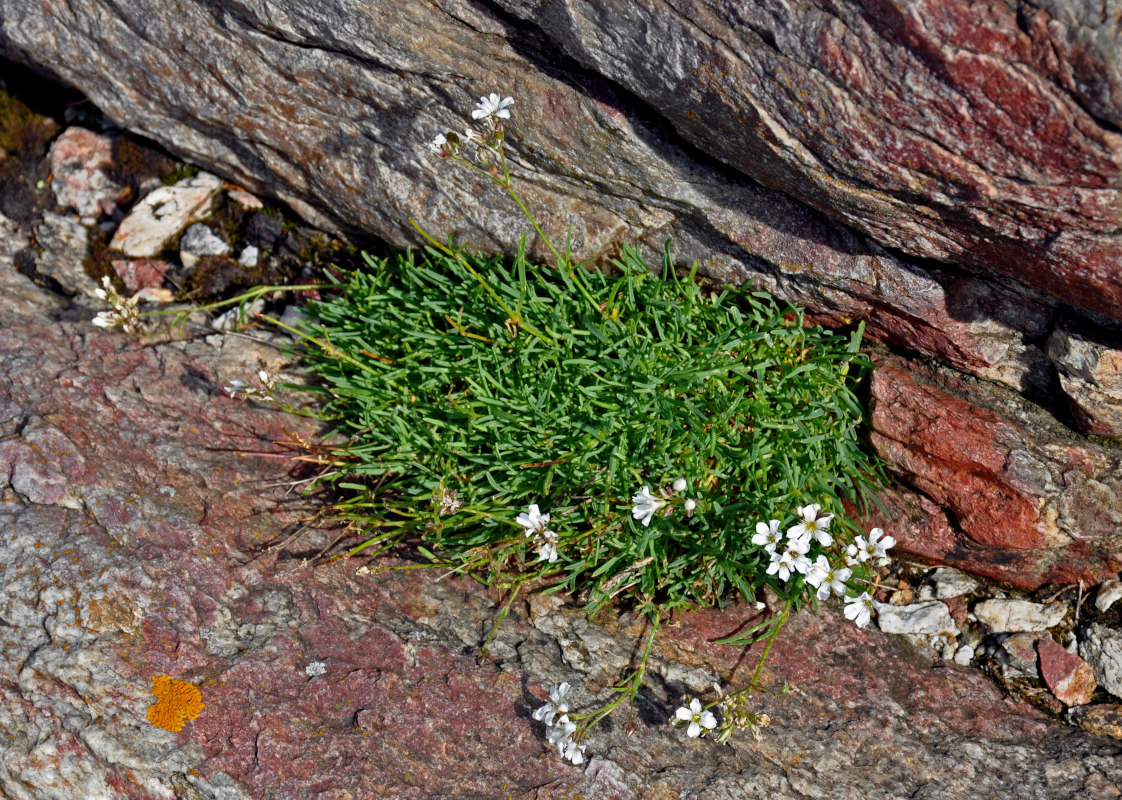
[1039,637,1097,707]
[47,126,121,219]
[111,258,168,292]
[3,208,1122,799]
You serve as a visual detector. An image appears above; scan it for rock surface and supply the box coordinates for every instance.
[975,600,1068,634]
[1,0,1120,358]
[2,213,1122,797]
[1081,624,1122,701]
[868,357,1122,588]
[1049,326,1122,441]
[1039,637,1096,707]
[5,2,1122,590]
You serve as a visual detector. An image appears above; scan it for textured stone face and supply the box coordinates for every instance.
[866,356,1122,589]
[1,0,1120,341]
[2,214,1122,798]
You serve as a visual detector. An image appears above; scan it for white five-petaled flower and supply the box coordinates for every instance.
[766,537,811,582]
[805,555,852,601]
[675,698,717,738]
[631,485,666,527]
[787,503,834,546]
[471,93,514,122]
[532,682,571,727]
[751,519,783,553]
[846,527,897,566]
[517,503,551,536]
[844,591,875,628]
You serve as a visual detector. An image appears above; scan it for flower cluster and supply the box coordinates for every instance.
[92,276,141,334]
[631,478,696,527]
[426,93,513,179]
[224,370,277,402]
[532,682,586,764]
[517,503,559,563]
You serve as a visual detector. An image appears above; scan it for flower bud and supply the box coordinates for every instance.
[672,477,687,492]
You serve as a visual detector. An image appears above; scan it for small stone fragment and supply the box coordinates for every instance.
[973,599,1066,633]
[133,287,175,304]
[1079,624,1122,700]
[211,298,265,331]
[238,245,259,267]
[930,567,978,599]
[876,600,960,637]
[953,645,975,666]
[179,223,230,256]
[111,258,168,292]
[110,172,222,257]
[1038,637,1096,707]
[999,633,1040,677]
[1096,580,1122,613]
[1069,704,1122,741]
[48,126,122,218]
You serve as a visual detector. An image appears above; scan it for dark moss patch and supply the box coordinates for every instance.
[111,135,179,195]
[0,84,59,223]
[182,253,296,299]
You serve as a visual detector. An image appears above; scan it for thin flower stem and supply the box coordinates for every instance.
[708,607,789,711]
[407,218,553,345]
[571,615,661,740]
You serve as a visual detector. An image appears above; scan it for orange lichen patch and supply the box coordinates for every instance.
[145,676,205,732]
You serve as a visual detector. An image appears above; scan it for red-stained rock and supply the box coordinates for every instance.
[111,258,168,292]
[868,355,1122,587]
[1038,637,1097,707]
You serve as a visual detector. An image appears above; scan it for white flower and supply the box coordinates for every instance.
[766,537,810,582]
[561,737,587,764]
[751,519,783,552]
[532,682,570,726]
[546,713,576,747]
[805,555,852,601]
[860,527,897,563]
[427,133,447,155]
[787,503,834,546]
[844,592,875,628]
[471,92,514,122]
[224,379,248,397]
[674,698,717,738]
[516,503,551,536]
[631,485,665,527]
[684,498,696,512]
[91,311,116,329]
[536,529,559,564]
[672,477,687,493]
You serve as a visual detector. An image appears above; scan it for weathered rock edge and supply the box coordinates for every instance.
[3,0,1121,393]
[1,225,1121,797]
